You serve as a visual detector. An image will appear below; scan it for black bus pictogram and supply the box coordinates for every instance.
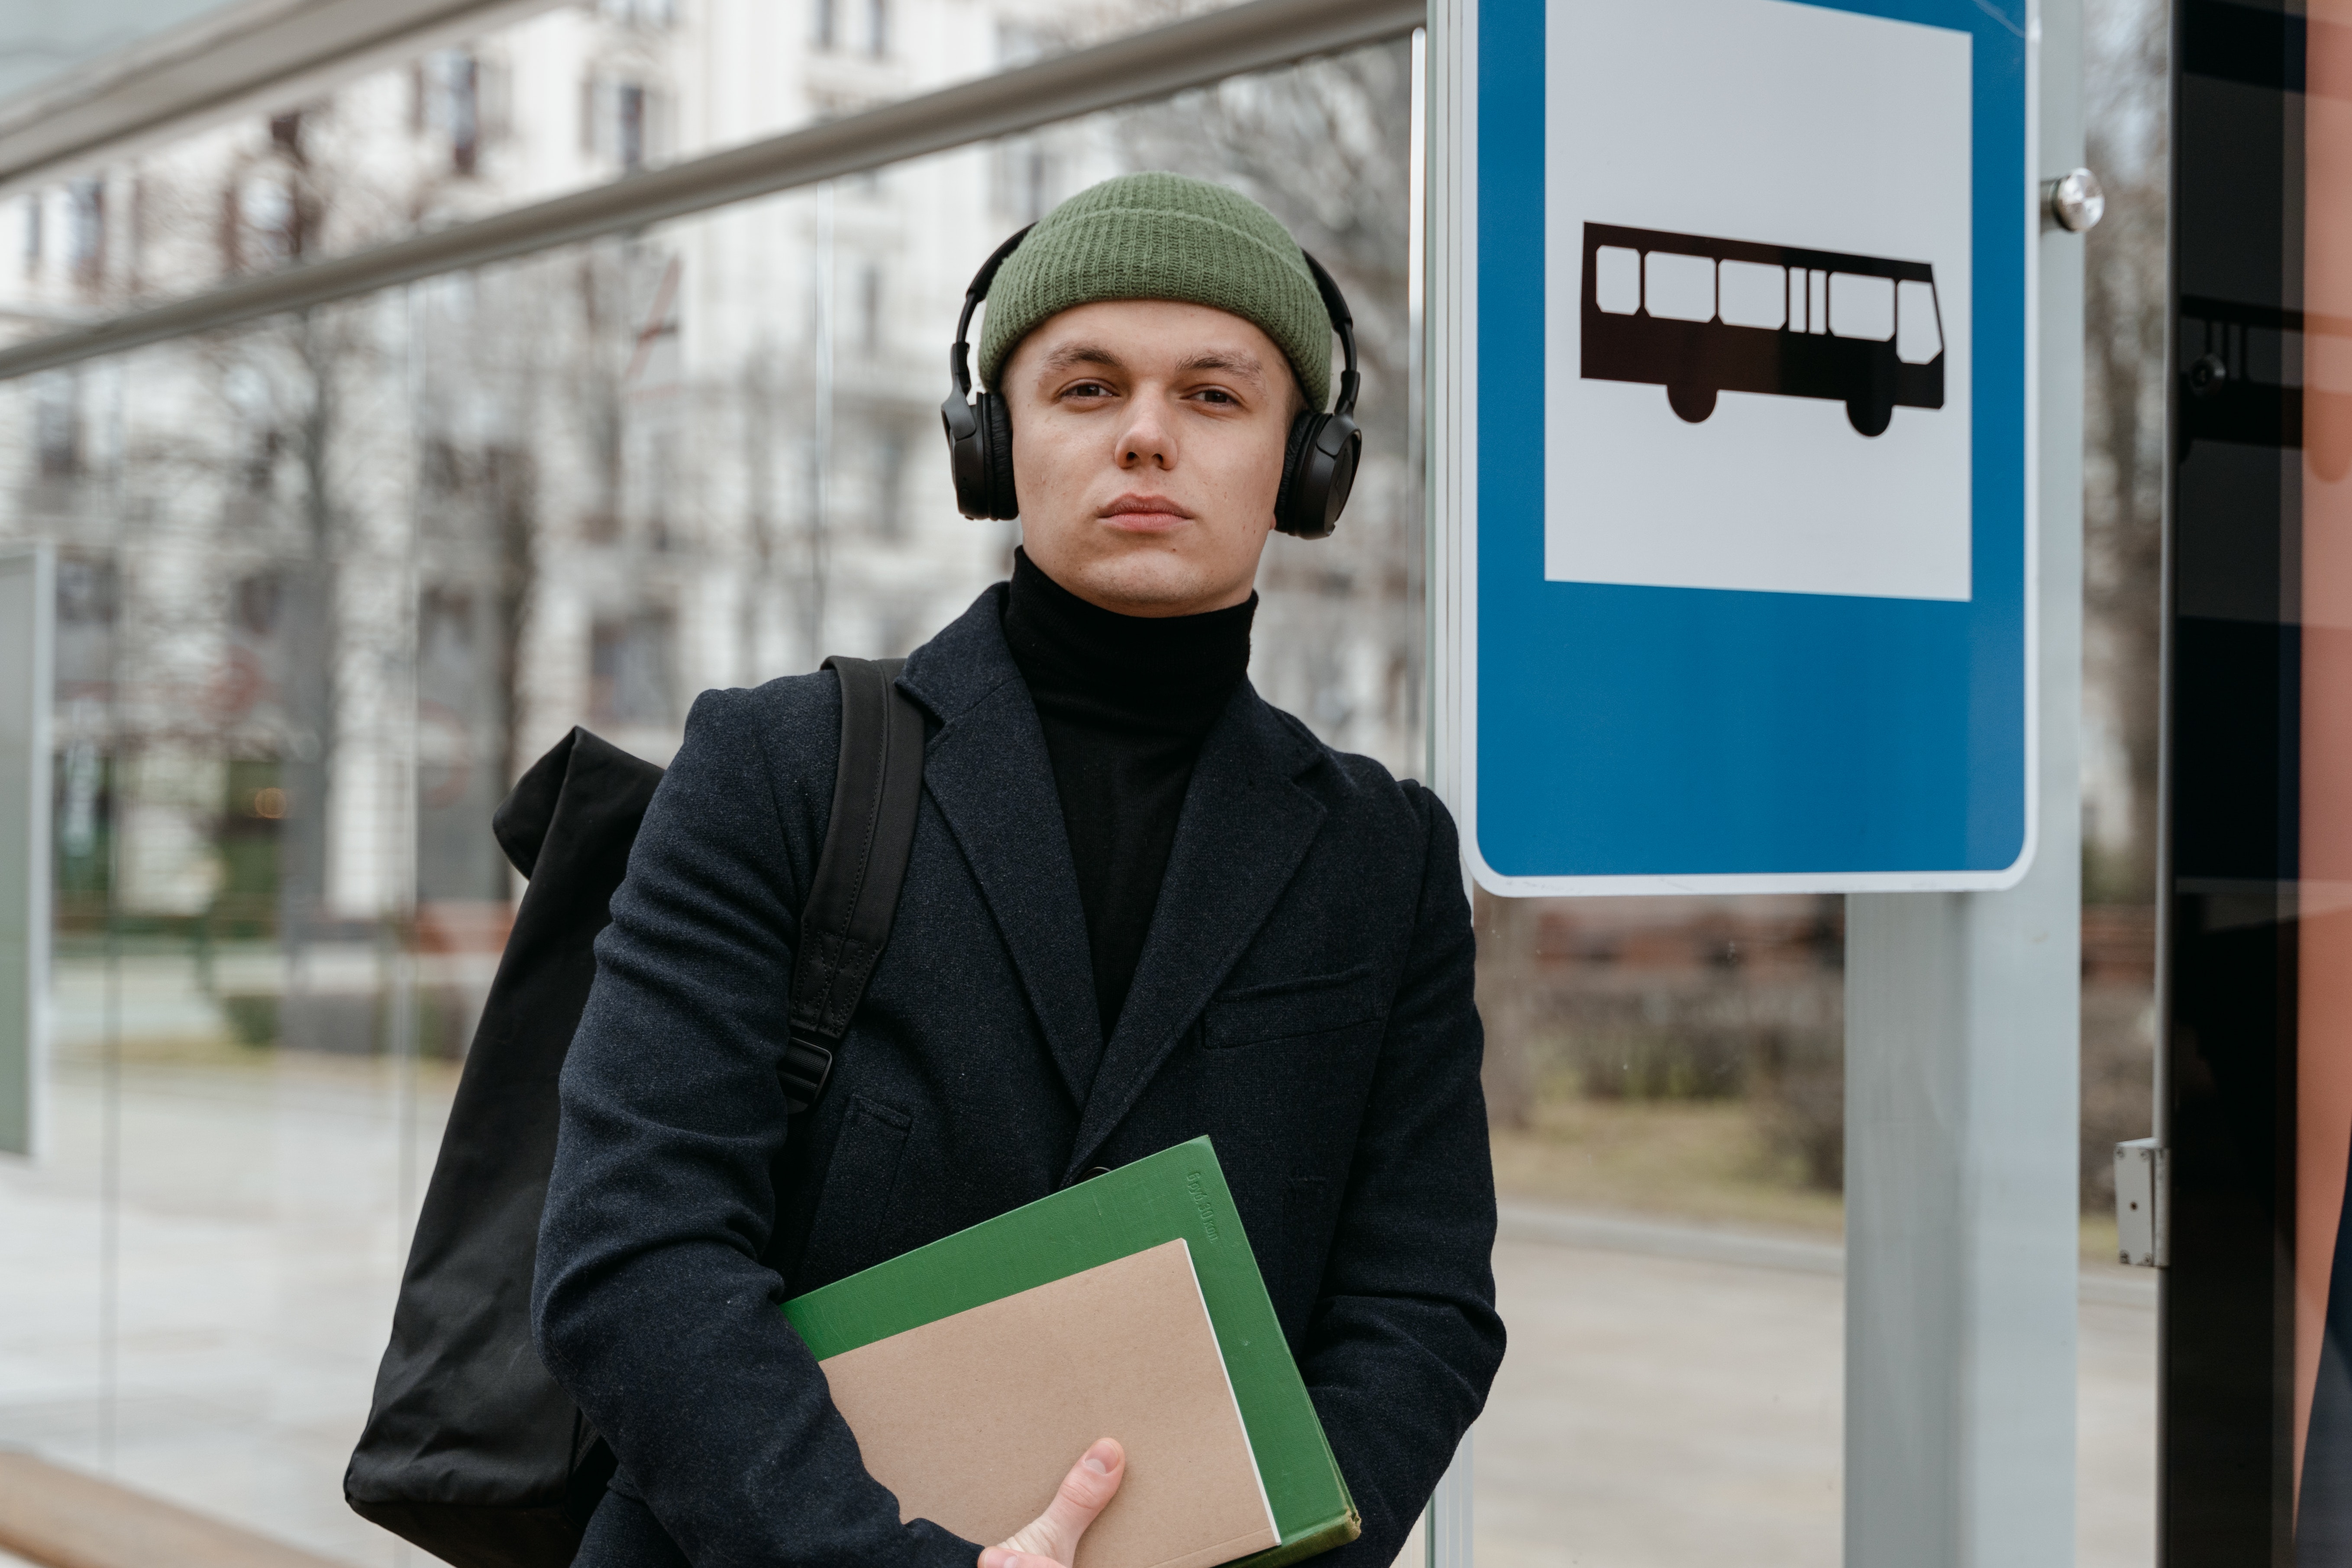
[1580,223,1946,437]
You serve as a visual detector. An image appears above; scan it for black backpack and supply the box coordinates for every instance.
[344,657,926,1568]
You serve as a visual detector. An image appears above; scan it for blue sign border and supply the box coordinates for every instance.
[1466,0,2033,890]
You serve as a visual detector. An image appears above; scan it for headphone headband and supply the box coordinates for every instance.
[950,224,1034,399]
[1298,251,1360,422]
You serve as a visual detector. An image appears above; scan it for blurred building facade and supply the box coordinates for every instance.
[0,0,1424,1055]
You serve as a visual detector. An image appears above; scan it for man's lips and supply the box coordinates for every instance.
[1098,495,1194,532]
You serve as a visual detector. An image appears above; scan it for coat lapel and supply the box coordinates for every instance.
[900,590,1104,1106]
[1063,685,1328,1180]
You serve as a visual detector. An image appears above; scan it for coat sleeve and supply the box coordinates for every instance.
[531,684,980,1568]
[1300,782,1506,1565]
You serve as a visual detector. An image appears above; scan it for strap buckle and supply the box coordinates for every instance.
[780,1033,835,1115]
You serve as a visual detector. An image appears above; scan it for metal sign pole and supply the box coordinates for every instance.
[1843,1,2086,1561]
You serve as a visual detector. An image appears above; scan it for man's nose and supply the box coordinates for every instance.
[1115,399,1174,470]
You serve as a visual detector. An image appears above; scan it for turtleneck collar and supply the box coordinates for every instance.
[1001,548,1255,730]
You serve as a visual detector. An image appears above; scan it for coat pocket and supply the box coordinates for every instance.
[800,1095,914,1281]
[1203,964,1384,1051]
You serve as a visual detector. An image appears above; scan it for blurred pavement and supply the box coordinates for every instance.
[0,1054,2155,1567]
[1475,1226,2155,1568]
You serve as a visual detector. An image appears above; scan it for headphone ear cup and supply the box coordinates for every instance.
[941,390,988,519]
[1276,411,1360,540]
[1274,412,1318,534]
[982,393,1018,520]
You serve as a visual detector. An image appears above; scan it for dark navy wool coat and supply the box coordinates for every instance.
[533,586,1504,1568]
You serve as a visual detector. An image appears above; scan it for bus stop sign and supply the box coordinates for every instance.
[1437,0,2034,893]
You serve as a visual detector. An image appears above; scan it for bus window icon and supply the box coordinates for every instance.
[1580,222,1946,436]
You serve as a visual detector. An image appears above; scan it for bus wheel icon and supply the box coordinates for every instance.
[1846,395,1893,438]
[1668,382,1717,424]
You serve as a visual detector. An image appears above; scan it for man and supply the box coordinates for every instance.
[533,172,1503,1568]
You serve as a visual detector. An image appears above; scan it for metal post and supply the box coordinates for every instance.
[1842,0,2085,1562]
[1425,1427,1473,1568]
[1418,11,1474,1560]
[0,543,53,1159]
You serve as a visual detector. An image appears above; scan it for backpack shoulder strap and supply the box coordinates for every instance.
[780,656,926,1114]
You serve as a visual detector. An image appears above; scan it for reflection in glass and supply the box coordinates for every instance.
[0,27,1434,1562]
[2165,0,2352,1558]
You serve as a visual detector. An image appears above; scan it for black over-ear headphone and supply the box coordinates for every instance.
[940,226,1364,540]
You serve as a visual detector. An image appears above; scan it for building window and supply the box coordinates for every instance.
[218,184,242,275]
[812,0,837,50]
[617,81,645,170]
[589,609,678,728]
[53,554,118,692]
[236,572,285,640]
[996,21,1047,67]
[449,54,480,174]
[417,53,495,175]
[584,75,662,169]
[236,176,300,269]
[995,140,1056,225]
[33,373,80,480]
[21,194,39,276]
[600,0,675,25]
[124,174,146,291]
[242,424,281,494]
[864,0,888,56]
[67,179,103,290]
[859,263,882,353]
[876,430,908,541]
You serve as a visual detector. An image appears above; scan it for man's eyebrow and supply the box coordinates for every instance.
[1177,350,1267,380]
[1038,342,1126,374]
[1033,342,1269,382]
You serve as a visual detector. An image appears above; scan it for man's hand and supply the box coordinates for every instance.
[977,1438,1125,1568]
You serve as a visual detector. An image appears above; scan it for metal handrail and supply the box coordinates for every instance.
[0,0,1423,383]
[0,0,563,190]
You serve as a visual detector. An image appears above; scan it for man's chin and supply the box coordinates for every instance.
[1054,550,1240,618]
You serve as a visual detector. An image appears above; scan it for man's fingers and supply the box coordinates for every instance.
[989,1438,1125,1567]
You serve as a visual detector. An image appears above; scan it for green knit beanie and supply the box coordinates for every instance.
[976,172,1332,410]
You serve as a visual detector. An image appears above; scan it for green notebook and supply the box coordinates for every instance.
[783,1137,1359,1568]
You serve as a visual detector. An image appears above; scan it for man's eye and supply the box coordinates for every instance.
[1063,381,1112,399]
[1195,388,1237,406]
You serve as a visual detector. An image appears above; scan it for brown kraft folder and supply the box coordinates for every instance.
[785,1138,1359,1567]
[814,1238,1280,1568]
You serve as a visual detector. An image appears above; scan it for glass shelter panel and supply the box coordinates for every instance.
[0,45,1450,1567]
[0,4,2160,1566]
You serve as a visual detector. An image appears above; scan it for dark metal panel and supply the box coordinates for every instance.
[2165,1,2305,1561]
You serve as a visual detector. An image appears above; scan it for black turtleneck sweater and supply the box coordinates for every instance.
[1001,549,1255,1047]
